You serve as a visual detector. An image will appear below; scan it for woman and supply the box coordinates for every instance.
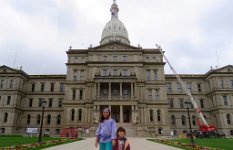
[95,108,117,150]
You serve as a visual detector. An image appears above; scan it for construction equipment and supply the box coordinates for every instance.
[156,44,217,136]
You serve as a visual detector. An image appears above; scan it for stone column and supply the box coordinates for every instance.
[120,105,123,123]
[131,83,134,99]
[120,82,122,100]
[94,83,97,99]
[108,83,111,100]
[153,108,157,124]
[97,82,100,99]
[132,105,135,123]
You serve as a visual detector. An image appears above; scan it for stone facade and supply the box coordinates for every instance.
[0,1,233,137]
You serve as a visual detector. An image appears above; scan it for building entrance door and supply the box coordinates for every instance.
[123,106,131,123]
[111,106,120,122]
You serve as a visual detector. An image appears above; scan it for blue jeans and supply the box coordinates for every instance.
[99,141,112,150]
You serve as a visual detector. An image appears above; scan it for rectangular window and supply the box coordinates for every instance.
[146,70,150,80]
[197,83,202,92]
[7,96,11,105]
[0,80,4,88]
[39,98,43,107]
[9,80,14,88]
[40,83,45,92]
[169,98,174,108]
[200,99,204,108]
[123,56,127,62]
[113,89,118,95]
[80,70,84,80]
[103,89,108,95]
[50,83,54,92]
[148,89,152,100]
[49,98,53,107]
[231,80,233,88]
[220,79,224,88]
[123,89,128,96]
[58,98,63,107]
[29,98,33,107]
[154,70,158,80]
[103,69,108,76]
[123,69,128,76]
[179,98,184,108]
[177,83,182,91]
[103,56,108,61]
[150,110,153,122]
[113,56,118,61]
[155,89,160,100]
[1,128,5,134]
[72,89,76,100]
[113,69,117,76]
[73,75,77,80]
[167,83,172,92]
[60,83,64,92]
[80,90,83,100]
[223,96,228,105]
[31,83,35,92]
[187,82,192,92]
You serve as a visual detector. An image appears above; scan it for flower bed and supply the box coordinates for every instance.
[1,138,79,150]
[148,139,223,150]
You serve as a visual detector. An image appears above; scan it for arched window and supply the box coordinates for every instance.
[57,114,61,125]
[4,113,8,123]
[149,109,153,122]
[214,115,218,126]
[182,115,186,126]
[71,109,75,121]
[192,115,196,126]
[157,109,161,122]
[37,115,41,125]
[78,109,82,121]
[227,114,231,125]
[171,115,176,125]
[47,114,51,124]
[27,115,31,125]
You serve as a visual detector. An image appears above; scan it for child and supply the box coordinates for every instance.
[113,127,130,150]
[95,108,117,150]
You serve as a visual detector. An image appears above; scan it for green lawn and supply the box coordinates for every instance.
[0,136,60,147]
[173,138,233,150]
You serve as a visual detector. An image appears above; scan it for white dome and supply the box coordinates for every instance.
[100,1,130,45]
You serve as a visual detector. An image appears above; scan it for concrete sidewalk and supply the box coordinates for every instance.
[45,137,182,150]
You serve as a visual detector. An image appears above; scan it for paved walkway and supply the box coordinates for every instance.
[45,138,181,150]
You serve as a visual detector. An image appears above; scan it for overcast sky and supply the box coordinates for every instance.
[0,0,232,75]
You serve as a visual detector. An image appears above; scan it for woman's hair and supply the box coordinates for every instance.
[100,107,111,123]
[117,126,126,134]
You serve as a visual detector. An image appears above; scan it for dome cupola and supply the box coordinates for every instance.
[100,0,130,45]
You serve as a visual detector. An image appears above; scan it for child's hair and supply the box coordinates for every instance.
[100,107,111,123]
[117,126,126,135]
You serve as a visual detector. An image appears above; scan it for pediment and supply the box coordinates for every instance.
[91,42,140,50]
[0,65,17,73]
[214,65,233,73]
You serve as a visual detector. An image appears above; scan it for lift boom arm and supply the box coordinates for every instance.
[157,45,209,126]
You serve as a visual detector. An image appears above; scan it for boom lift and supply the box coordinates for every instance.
[156,45,217,136]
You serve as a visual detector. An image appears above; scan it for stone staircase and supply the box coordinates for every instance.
[116,123,137,137]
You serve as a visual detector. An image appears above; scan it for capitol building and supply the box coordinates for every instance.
[0,1,233,137]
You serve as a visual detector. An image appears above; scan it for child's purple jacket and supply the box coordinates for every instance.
[95,119,116,143]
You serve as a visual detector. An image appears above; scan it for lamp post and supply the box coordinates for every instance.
[184,100,195,146]
[38,100,46,143]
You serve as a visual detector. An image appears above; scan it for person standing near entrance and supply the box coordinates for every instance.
[95,108,117,150]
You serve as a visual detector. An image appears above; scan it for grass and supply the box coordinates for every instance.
[0,135,60,147]
[0,136,82,150]
[173,138,233,150]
